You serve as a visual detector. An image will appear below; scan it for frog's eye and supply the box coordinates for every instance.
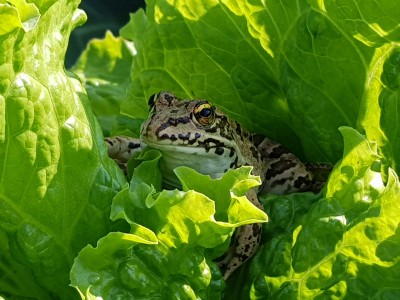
[193,102,215,126]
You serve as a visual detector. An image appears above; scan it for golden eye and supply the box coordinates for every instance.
[193,102,215,126]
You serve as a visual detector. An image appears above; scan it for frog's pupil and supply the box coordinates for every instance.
[200,108,212,118]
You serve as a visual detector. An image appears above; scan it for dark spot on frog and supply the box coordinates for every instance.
[156,117,191,135]
[229,149,235,157]
[178,133,191,141]
[294,175,313,189]
[204,125,217,133]
[250,145,259,158]
[188,133,200,145]
[198,137,224,152]
[265,160,297,179]
[251,134,265,147]
[270,177,292,188]
[230,156,238,168]
[164,93,174,104]
[235,122,242,136]
[269,145,289,159]
[252,223,261,236]
[168,117,191,126]
[128,142,141,149]
[256,234,261,243]
[238,254,249,262]
[155,123,170,135]
[215,147,224,155]
[160,133,177,141]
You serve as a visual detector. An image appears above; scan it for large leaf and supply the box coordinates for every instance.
[225,127,400,299]
[0,0,126,298]
[118,0,400,168]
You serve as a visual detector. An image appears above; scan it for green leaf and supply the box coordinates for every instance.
[70,31,139,137]
[117,0,400,166]
[175,166,267,225]
[120,0,306,156]
[366,46,400,176]
[115,0,370,162]
[71,150,267,299]
[315,1,400,47]
[70,232,158,299]
[0,0,40,35]
[0,0,126,298]
[225,127,400,299]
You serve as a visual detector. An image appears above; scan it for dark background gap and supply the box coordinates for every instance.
[66,0,146,68]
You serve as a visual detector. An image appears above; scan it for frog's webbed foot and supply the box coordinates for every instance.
[105,136,142,174]
[105,136,142,162]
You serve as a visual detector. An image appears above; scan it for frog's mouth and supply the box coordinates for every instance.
[142,141,237,189]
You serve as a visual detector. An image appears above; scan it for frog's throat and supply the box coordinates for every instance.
[143,141,238,187]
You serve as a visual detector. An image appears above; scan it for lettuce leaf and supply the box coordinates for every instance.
[118,0,400,169]
[225,127,400,299]
[70,31,142,137]
[70,150,268,298]
[0,1,126,298]
[360,45,400,179]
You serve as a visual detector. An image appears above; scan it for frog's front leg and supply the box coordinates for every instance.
[218,189,263,280]
[105,136,142,162]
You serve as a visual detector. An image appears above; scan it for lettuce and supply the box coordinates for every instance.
[70,150,267,298]
[0,1,126,298]
[226,128,400,298]
[2,0,400,299]
[69,31,142,138]
[119,0,400,169]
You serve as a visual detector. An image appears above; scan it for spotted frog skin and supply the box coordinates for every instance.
[106,91,328,279]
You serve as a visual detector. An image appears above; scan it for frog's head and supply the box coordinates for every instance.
[141,91,244,187]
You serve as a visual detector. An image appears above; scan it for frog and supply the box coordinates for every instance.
[106,91,330,279]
